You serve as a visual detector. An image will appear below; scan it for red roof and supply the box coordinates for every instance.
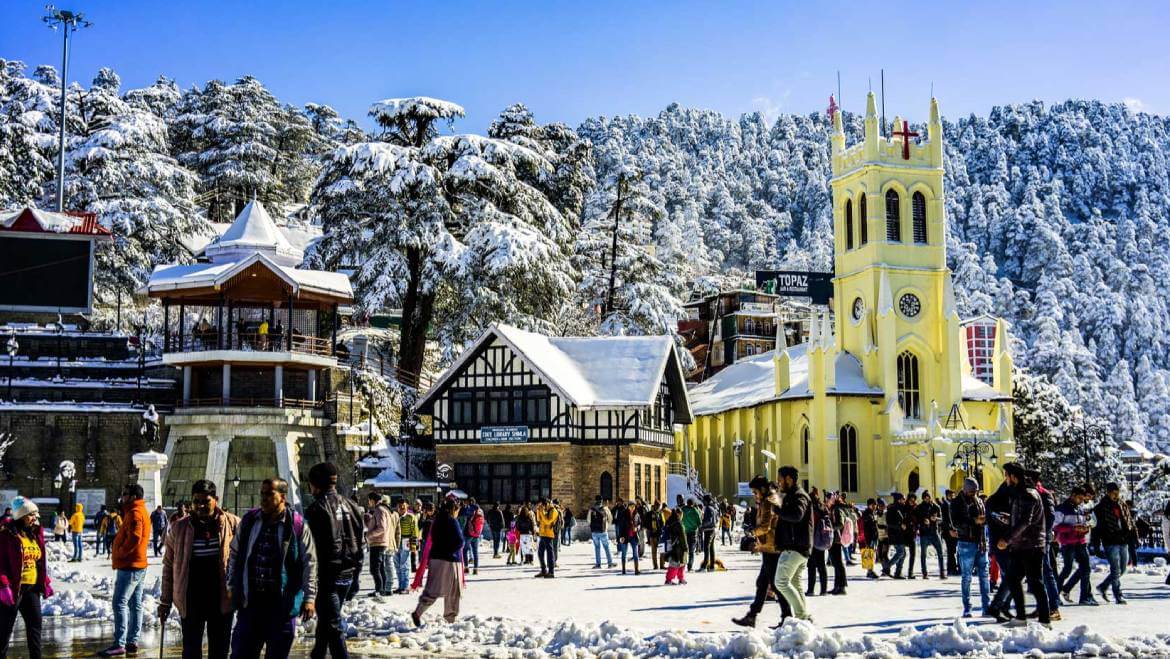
[0,207,112,238]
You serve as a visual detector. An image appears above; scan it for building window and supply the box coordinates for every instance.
[801,425,810,465]
[885,190,901,242]
[455,462,550,504]
[912,192,927,244]
[600,471,613,501]
[964,320,997,385]
[859,193,868,245]
[845,199,854,250]
[635,463,642,501]
[839,424,859,493]
[897,351,921,419]
[451,391,473,426]
[654,465,662,503]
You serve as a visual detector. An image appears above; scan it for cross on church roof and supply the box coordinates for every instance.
[892,120,919,160]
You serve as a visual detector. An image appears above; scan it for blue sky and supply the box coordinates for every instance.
[2,1,1166,133]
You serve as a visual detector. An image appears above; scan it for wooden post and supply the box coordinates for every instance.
[178,304,185,351]
[163,302,170,352]
[287,294,295,351]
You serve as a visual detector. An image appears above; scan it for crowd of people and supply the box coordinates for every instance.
[732,463,1170,630]
[0,460,1166,657]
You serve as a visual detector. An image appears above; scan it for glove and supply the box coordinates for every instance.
[157,603,170,622]
[0,586,14,608]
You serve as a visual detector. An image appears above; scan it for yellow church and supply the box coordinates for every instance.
[676,93,1015,499]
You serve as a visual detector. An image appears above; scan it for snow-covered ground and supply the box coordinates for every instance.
[31,536,1170,657]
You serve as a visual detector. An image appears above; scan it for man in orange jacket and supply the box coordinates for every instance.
[98,484,151,657]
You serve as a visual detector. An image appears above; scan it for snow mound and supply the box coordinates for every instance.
[369,97,465,123]
[42,589,110,619]
[340,605,1170,659]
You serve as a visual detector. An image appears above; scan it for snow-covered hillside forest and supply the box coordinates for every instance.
[4,60,1170,455]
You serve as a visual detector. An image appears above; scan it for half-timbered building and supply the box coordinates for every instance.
[417,324,692,513]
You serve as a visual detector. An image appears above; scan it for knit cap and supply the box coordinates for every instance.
[962,478,979,495]
[11,496,38,521]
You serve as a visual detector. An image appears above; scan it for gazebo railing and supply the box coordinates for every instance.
[179,396,323,410]
[167,332,334,358]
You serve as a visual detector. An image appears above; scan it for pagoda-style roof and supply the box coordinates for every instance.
[144,252,352,306]
[204,200,303,266]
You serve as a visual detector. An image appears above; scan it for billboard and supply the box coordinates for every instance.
[0,235,94,313]
[755,270,833,305]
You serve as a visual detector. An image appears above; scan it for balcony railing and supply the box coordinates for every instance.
[167,332,334,358]
[179,396,323,410]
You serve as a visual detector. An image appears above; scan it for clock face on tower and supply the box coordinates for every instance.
[898,293,922,318]
[851,297,865,321]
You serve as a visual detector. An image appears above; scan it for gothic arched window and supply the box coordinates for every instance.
[897,351,921,419]
[839,424,859,493]
[859,193,868,245]
[885,189,901,242]
[845,199,854,250]
[912,191,927,244]
[801,425,810,465]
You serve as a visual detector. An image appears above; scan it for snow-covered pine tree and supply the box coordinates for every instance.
[1013,369,1123,494]
[59,68,208,303]
[574,166,684,336]
[311,97,585,401]
[0,60,59,206]
[171,76,319,222]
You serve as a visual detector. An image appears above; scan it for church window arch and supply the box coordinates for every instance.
[885,189,901,242]
[897,351,921,419]
[801,425,810,465]
[839,424,859,493]
[912,191,927,244]
[845,199,854,250]
[859,193,868,245]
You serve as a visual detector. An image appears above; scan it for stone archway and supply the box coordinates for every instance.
[907,468,920,495]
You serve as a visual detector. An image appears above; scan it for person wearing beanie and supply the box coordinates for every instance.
[305,462,364,658]
[98,484,151,656]
[0,496,51,658]
[159,479,240,659]
[950,477,990,617]
[1093,481,1133,604]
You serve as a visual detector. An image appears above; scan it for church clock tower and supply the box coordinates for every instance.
[829,93,962,422]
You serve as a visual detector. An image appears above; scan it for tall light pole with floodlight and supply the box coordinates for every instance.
[42,6,92,212]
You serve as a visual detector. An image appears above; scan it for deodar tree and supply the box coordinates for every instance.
[311,97,579,403]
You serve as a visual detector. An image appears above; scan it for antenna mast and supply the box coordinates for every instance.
[880,69,886,138]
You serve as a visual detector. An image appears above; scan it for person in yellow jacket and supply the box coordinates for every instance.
[68,504,86,562]
[535,499,560,578]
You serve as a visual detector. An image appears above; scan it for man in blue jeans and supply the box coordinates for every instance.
[99,484,151,657]
[949,478,990,617]
[1093,482,1133,604]
[393,500,412,592]
[1054,487,1097,604]
[587,497,614,568]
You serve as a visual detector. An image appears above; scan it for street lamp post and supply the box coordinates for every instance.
[411,420,425,480]
[5,333,18,401]
[732,438,745,491]
[231,473,241,513]
[950,437,999,490]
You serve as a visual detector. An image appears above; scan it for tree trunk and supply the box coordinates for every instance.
[397,247,434,419]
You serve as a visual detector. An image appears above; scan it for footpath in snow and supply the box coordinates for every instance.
[36,535,1170,657]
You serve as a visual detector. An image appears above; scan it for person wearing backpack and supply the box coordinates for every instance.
[806,489,831,596]
[588,497,614,569]
[305,463,364,658]
[227,478,317,658]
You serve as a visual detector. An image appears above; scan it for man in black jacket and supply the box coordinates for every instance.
[1093,482,1133,604]
[487,503,505,559]
[995,463,1050,627]
[942,489,959,576]
[886,493,908,578]
[861,499,880,579]
[915,492,945,580]
[306,463,365,658]
[771,466,813,622]
[985,480,1015,617]
[949,477,990,617]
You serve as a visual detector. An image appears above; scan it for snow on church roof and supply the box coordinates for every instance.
[418,323,692,421]
[961,373,1012,402]
[204,200,304,267]
[687,343,882,416]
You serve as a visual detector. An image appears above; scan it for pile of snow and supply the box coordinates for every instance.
[42,590,110,619]
[43,540,73,563]
[339,606,1170,659]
